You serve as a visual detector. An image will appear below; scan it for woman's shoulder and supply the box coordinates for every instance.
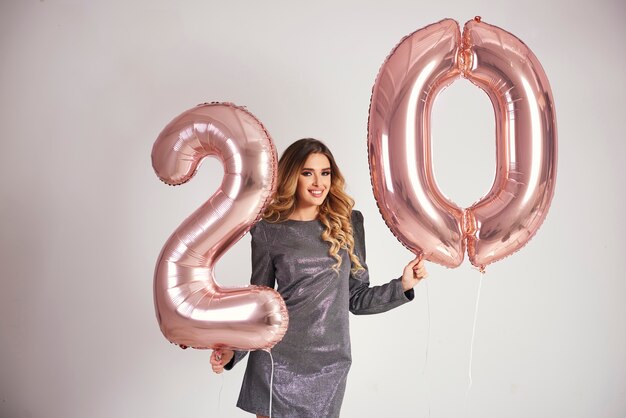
[250,218,269,240]
[350,209,364,225]
[250,218,283,241]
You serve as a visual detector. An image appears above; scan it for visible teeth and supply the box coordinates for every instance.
[310,190,323,197]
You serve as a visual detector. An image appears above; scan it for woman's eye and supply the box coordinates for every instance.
[301,170,330,177]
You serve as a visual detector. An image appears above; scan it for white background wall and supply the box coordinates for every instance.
[1,0,624,417]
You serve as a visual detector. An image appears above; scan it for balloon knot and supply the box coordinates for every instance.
[458,40,473,76]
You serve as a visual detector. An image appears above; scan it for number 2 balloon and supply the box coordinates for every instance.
[152,103,288,350]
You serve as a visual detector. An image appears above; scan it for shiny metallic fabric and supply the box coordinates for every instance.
[228,211,413,417]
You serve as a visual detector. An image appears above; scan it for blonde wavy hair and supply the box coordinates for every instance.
[263,138,364,272]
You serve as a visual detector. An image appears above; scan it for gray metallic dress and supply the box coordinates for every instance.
[226,210,413,417]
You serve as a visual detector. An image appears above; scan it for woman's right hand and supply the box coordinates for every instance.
[210,349,235,374]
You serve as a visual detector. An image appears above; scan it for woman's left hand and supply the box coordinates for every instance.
[210,349,235,374]
[402,257,428,291]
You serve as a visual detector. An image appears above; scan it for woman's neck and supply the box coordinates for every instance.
[288,206,319,221]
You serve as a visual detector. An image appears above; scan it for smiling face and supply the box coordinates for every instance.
[294,153,331,215]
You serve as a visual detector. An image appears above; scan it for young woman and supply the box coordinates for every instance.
[210,138,427,417]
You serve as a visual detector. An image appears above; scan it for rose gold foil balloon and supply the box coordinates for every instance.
[152,102,288,350]
[368,19,466,268]
[368,18,557,270]
[462,19,557,268]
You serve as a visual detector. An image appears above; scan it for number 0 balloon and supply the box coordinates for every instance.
[152,103,288,350]
[368,17,557,269]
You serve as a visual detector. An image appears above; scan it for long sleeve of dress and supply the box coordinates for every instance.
[348,211,414,315]
[224,223,275,370]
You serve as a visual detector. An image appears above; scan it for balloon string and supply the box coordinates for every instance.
[264,349,274,418]
[423,281,431,418]
[422,281,430,374]
[465,270,484,404]
[217,373,224,418]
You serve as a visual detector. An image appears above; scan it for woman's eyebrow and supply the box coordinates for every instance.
[301,167,331,170]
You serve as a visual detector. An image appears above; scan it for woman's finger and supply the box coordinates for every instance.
[414,267,427,279]
[406,257,421,269]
